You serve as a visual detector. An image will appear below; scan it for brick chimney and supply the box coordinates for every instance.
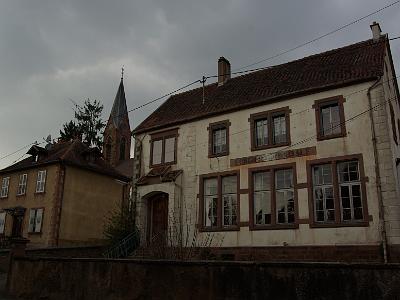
[370,21,382,41]
[218,57,231,86]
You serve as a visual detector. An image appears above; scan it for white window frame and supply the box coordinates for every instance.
[17,174,28,196]
[28,208,44,233]
[0,177,10,198]
[35,170,46,193]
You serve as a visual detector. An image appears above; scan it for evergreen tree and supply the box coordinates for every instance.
[60,99,105,148]
[59,120,82,141]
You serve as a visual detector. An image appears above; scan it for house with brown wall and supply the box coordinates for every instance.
[132,22,400,262]
[0,140,130,247]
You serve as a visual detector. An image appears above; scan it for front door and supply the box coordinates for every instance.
[11,215,23,237]
[148,194,168,243]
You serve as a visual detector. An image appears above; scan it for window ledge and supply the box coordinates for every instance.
[251,142,290,152]
[317,133,346,141]
[309,221,369,228]
[199,226,240,232]
[250,224,299,231]
[208,153,229,158]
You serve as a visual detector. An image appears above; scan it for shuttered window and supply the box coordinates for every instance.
[0,212,6,234]
[28,208,43,233]
[35,170,46,193]
[0,177,10,198]
[17,174,28,195]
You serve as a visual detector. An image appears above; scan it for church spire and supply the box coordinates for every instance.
[109,75,129,129]
[103,72,131,166]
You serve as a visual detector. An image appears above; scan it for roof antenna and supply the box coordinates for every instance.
[201,76,207,104]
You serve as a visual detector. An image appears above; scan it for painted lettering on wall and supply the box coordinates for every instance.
[230,146,317,167]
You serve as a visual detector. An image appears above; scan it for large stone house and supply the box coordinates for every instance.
[132,23,400,262]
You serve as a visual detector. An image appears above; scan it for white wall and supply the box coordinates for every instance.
[136,80,398,248]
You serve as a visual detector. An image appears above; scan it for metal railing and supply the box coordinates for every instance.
[103,231,139,259]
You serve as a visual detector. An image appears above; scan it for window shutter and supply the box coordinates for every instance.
[0,212,6,234]
[35,209,43,233]
[42,171,47,191]
[29,209,36,232]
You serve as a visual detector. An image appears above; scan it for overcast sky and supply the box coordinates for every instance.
[0,0,399,168]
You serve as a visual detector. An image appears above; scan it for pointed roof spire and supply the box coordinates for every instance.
[110,74,128,128]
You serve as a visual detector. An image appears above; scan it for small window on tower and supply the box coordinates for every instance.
[105,137,112,162]
[119,138,126,160]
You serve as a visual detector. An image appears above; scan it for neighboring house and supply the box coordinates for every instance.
[132,22,400,262]
[0,140,130,247]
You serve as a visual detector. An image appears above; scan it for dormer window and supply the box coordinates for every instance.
[150,129,178,167]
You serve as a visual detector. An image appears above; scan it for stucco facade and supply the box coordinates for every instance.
[0,141,129,248]
[133,31,400,261]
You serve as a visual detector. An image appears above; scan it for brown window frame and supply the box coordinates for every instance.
[248,162,298,230]
[313,96,346,141]
[149,128,178,168]
[306,154,369,228]
[199,170,240,232]
[208,120,231,158]
[249,107,291,151]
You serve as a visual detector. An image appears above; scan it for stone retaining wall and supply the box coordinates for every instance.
[7,257,400,300]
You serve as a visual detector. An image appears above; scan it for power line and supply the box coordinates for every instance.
[231,0,400,72]
[0,142,39,162]
[191,75,400,149]
[390,36,400,40]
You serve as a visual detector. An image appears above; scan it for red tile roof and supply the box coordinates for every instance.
[0,140,130,182]
[133,38,386,134]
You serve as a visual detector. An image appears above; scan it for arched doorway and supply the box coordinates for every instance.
[147,192,168,244]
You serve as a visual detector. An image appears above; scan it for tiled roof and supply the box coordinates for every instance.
[134,38,386,134]
[0,140,130,182]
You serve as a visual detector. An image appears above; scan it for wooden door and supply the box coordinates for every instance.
[149,194,168,242]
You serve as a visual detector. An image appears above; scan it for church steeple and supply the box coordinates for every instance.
[103,73,131,167]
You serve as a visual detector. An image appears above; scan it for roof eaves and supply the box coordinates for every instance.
[132,75,380,135]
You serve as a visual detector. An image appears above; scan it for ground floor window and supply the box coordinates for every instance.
[308,155,368,226]
[28,208,44,233]
[250,164,297,229]
[201,172,239,231]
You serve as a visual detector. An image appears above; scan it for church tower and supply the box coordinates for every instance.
[103,73,131,167]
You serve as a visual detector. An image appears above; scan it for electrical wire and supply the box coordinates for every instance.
[231,0,400,72]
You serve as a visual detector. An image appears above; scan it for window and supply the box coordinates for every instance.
[250,107,290,150]
[308,155,368,226]
[35,170,46,193]
[119,138,126,160]
[389,102,398,145]
[28,208,43,233]
[0,177,10,198]
[314,96,346,140]
[250,165,296,229]
[17,174,28,196]
[201,172,239,230]
[0,212,6,234]
[208,121,230,157]
[105,137,112,162]
[150,129,178,167]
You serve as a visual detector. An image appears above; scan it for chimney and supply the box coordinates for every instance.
[370,21,382,41]
[218,57,231,86]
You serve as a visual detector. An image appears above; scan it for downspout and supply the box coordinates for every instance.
[367,77,388,263]
[55,163,66,246]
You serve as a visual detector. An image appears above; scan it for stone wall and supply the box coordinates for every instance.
[7,257,400,300]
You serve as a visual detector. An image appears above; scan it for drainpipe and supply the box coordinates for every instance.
[367,77,388,263]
